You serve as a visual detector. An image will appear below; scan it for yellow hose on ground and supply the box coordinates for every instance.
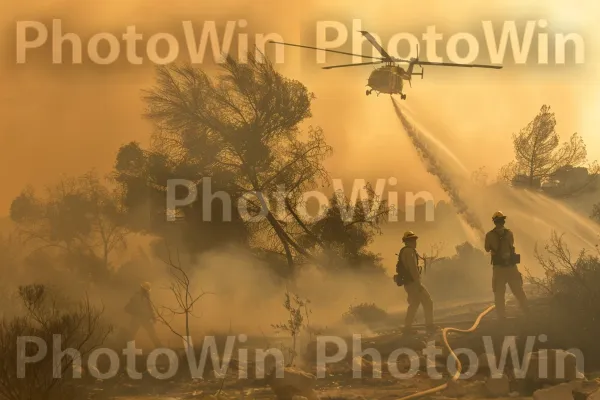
[397,305,496,400]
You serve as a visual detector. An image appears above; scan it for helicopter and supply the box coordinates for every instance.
[269,31,502,100]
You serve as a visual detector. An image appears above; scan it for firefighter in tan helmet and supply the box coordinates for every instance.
[484,211,530,319]
[398,231,436,333]
[122,282,162,347]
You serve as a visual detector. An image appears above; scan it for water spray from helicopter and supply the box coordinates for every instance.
[269,30,599,262]
[397,103,470,175]
[391,97,485,237]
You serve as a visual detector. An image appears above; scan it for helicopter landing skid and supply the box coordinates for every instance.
[366,89,402,98]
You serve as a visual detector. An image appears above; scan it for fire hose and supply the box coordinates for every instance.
[396,305,496,400]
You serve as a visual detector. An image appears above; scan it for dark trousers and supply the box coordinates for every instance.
[404,282,434,328]
[124,316,162,347]
[492,265,530,318]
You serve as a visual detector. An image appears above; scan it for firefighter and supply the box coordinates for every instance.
[123,282,162,347]
[484,211,530,319]
[399,231,436,333]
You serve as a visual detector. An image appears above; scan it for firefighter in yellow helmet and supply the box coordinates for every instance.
[399,231,436,333]
[484,212,530,320]
[122,282,162,347]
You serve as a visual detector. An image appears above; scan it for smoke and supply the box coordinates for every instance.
[391,97,484,236]
[385,97,599,275]
[156,249,400,335]
[4,244,400,348]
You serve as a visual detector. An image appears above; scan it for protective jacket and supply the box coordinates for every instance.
[484,227,515,266]
[399,246,421,283]
[125,291,155,321]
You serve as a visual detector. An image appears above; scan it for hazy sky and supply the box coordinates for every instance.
[0,0,598,215]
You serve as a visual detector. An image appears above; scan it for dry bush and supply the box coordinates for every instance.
[527,231,600,367]
[0,284,112,400]
[271,292,312,366]
[153,243,212,354]
[342,302,389,330]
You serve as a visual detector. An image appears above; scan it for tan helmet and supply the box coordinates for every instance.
[140,282,152,292]
[402,231,419,241]
[492,211,506,220]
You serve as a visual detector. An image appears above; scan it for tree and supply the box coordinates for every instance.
[271,291,311,366]
[141,55,334,274]
[116,54,329,274]
[152,243,212,354]
[9,171,129,282]
[591,203,600,224]
[114,53,390,277]
[296,185,389,273]
[0,233,23,319]
[420,241,444,272]
[471,166,489,187]
[114,141,251,256]
[500,105,592,189]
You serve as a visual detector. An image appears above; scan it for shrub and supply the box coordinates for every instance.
[0,284,112,400]
[342,302,389,329]
[528,231,600,368]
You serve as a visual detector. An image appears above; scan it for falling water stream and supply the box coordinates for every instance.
[391,98,484,237]
[391,98,599,269]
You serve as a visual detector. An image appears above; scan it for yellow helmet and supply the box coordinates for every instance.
[402,231,419,241]
[492,211,506,220]
[140,282,152,292]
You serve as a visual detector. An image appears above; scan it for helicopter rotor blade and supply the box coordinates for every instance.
[389,57,413,63]
[415,61,502,69]
[268,41,385,61]
[322,61,384,69]
[358,31,394,61]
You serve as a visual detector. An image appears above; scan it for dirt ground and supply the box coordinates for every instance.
[76,297,599,400]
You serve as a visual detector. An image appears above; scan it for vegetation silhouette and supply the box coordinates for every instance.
[499,104,599,195]
[113,53,389,277]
